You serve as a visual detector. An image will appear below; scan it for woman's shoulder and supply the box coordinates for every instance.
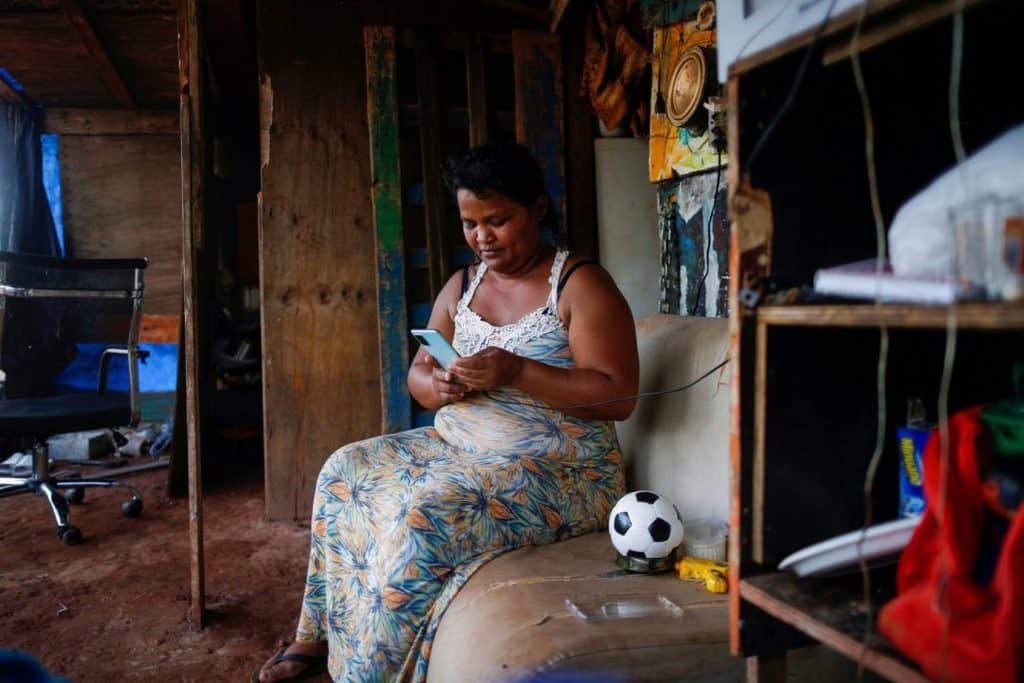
[557,252,609,292]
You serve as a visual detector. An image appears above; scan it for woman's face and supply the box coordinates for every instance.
[457,188,546,273]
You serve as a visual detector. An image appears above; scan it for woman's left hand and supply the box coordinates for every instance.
[449,347,524,391]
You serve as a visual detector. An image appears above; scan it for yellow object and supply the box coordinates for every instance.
[675,556,729,594]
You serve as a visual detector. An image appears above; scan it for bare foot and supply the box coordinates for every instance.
[256,640,328,682]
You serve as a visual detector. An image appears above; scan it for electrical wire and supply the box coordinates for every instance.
[743,0,841,180]
[690,148,723,316]
[480,357,730,412]
[936,5,967,682]
[847,3,890,678]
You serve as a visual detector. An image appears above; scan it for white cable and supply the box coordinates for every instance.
[848,3,890,678]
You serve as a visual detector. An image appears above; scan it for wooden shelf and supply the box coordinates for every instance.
[729,0,988,77]
[740,572,929,683]
[757,303,1024,330]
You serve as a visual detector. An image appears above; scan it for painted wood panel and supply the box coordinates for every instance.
[365,25,412,434]
[656,166,730,317]
[58,134,182,316]
[259,2,382,521]
[648,18,726,181]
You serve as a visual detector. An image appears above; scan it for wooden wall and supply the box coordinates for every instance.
[259,2,382,521]
[59,134,182,316]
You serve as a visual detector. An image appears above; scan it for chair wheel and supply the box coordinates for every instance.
[58,525,82,545]
[65,488,85,505]
[122,498,143,519]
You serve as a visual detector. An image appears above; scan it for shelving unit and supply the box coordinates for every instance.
[739,572,929,683]
[756,303,1024,330]
[726,1,1024,680]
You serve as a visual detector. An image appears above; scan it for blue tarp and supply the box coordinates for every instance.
[53,343,178,393]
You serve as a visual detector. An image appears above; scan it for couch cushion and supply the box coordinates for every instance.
[616,315,731,521]
[428,532,739,682]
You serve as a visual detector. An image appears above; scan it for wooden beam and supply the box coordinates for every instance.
[365,25,412,434]
[177,0,205,630]
[61,0,136,109]
[42,108,178,135]
[415,32,449,300]
[0,75,32,106]
[821,0,986,66]
[466,33,489,147]
[260,2,382,521]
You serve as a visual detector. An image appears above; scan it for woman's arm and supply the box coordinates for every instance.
[450,264,639,421]
[406,271,467,410]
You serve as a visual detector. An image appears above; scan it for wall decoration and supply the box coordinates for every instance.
[648,3,727,181]
[657,166,729,317]
[581,0,651,137]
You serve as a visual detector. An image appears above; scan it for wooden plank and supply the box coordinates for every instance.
[465,33,489,147]
[821,0,987,66]
[752,320,767,565]
[259,1,382,521]
[746,653,787,683]
[728,0,987,78]
[58,135,182,316]
[758,303,1024,330]
[43,108,178,135]
[140,314,180,343]
[726,73,745,656]
[365,25,412,435]
[178,0,205,630]
[0,14,113,108]
[0,74,31,105]
[512,30,566,242]
[415,32,448,300]
[561,6,596,257]
[90,13,179,109]
[740,573,930,683]
[61,0,136,109]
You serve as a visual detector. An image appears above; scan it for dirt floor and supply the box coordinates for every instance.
[0,455,327,682]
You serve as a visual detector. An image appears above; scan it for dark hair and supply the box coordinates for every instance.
[444,143,560,238]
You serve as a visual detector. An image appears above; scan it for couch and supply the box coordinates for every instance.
[428,315,739,682]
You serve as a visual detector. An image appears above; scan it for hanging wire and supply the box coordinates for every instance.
[936,4,967,682]
[480,357,730,412]
[742,0,841,180]
[847,2,891,678]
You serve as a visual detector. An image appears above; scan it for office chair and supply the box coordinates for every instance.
[0,251,149,545]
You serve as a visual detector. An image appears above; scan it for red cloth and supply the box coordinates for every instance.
[879,406,1024,683]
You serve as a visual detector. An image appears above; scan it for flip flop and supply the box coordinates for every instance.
[251,645,328,683]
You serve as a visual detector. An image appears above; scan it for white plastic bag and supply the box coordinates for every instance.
[889,123,1024,278]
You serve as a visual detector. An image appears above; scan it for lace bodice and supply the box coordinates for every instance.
[452,250,570,356]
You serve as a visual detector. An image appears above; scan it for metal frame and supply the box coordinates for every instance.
[0,253,146,425]
[0,252,148,544]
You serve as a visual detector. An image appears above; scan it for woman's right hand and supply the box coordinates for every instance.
[427,355,466,405]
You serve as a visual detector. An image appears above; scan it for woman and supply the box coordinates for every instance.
[256,143,638,682]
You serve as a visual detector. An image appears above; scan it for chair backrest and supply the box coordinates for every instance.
[615,314,732,522]
[0,251,148,414]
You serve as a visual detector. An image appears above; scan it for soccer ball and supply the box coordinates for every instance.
[608,490,684,570]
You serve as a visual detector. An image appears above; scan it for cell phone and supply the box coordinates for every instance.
[411,328,461,370]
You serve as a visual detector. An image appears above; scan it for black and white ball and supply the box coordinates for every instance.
[608,490,684,560]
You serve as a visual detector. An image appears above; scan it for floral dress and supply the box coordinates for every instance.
[296,250,625,682]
